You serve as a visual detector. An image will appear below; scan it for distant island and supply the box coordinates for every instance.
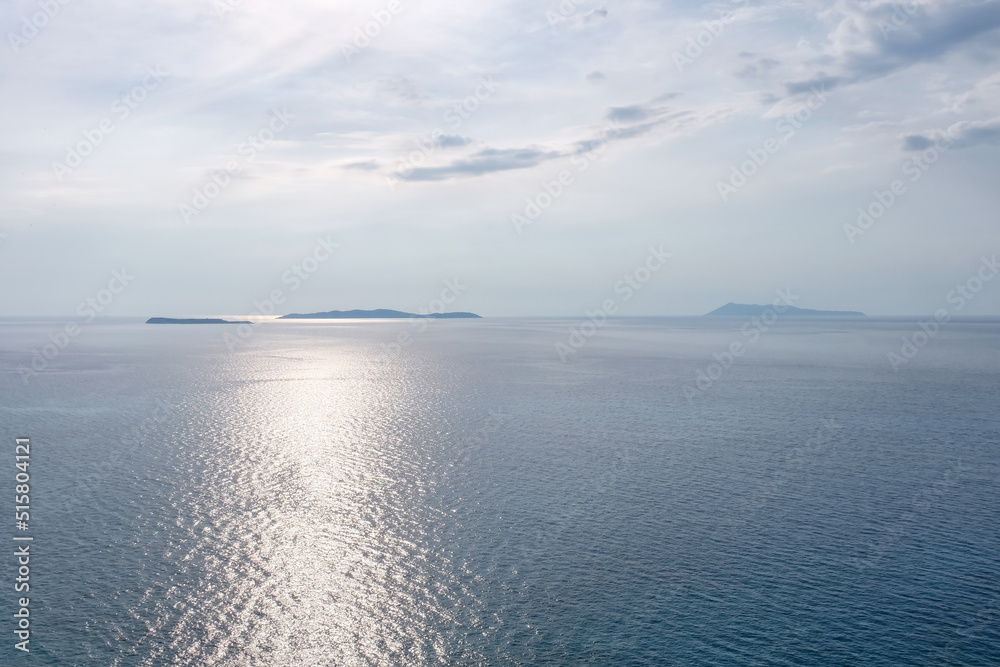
[146,318,252,324]
[279,309,482,319]
[706,303,865,317]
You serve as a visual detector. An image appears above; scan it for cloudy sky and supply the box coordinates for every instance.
[1,0,999,317]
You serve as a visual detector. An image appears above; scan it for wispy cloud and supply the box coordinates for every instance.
[785,0,1000,94]
[904,118,1000,150]
[391,95,735,182]
[401,147,562,181]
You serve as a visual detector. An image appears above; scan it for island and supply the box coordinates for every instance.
[146,318,253,324]
[279,309,482,319]
[706,303,865,317]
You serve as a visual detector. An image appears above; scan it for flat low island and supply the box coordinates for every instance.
[146,318,253,324]
[706,303,865,317]
[146,310,481,324]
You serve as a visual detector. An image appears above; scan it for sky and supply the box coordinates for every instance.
[1,0,999,317]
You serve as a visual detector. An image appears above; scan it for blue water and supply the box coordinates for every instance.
[1,317,999,665]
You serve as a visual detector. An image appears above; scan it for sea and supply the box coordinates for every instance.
[1,316,998,665]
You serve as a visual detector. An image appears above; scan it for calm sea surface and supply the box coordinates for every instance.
[1,317,998,665]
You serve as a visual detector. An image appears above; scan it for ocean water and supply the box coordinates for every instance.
[1,316,999,665]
